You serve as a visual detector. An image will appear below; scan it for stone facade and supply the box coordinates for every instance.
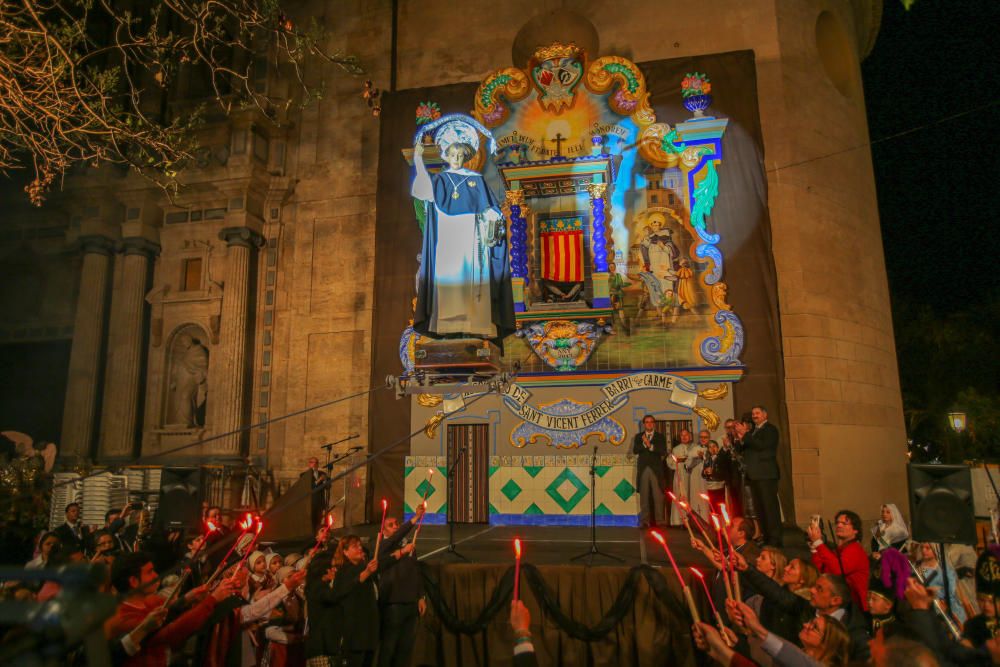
[0,1,905,525]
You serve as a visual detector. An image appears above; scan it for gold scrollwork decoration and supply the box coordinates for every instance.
[710,283,731,311]
[505,189,526,206]
[423,412,444,438]
[474,67,531,128]
[584,56,655,126]
[698,384,729,401]
[693,405,721,431]
[586,182,608,200]
[416,394,443,408]
[637,123,681,168]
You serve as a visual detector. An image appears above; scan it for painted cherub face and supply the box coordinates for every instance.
[648,215,664,231]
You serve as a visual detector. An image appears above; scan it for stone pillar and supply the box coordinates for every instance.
[99,237,160,459]
[212,226,263,455]
[61,235,115,461]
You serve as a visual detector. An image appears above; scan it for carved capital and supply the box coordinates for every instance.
[119,236,161,258]
[586,182,608,200]
[505,189,526,206]
[219,226,265,249]
[77,234,116,256]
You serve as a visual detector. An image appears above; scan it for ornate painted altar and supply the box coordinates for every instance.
[399,45,746,526]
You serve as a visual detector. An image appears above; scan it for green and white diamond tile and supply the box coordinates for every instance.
[404,456,447,514]
[487,457,639,516]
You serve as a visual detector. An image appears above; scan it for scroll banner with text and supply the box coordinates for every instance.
[456,373,698,431]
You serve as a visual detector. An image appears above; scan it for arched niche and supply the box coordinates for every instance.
[162,324,210,429]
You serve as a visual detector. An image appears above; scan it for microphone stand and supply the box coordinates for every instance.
[571,445,623,564]
[443,443,468,561]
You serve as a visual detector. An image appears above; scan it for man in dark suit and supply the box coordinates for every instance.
[53,501,92,554]
[632,415,669,528]
[741,405,782,546]
[305,457,328,531]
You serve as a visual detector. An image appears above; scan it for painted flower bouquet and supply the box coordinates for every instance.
[415,101,442,126]
[681,73,712,98]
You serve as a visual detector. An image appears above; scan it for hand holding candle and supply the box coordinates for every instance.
[513,537,523,601]
[691,567,735,646]
[711,514,734,600]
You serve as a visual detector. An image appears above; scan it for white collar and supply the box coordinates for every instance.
[444,168,476,176]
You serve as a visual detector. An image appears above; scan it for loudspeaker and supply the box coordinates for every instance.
[157,467,204,531]
[907,463,976,545]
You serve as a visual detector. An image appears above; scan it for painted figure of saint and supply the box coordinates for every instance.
[640,215,679,296]
[411,115,515,345]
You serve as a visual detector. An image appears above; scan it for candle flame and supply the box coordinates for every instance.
[326,514,334,528]
[711,514,721,530]
[427,468,435,477]
[206,521,218,533]
[690,566,705,580]
[650,530,666,546]
[700,493,711,501]
[256,521,263,534]
[720,504,731,524]
[381,498,388,510]
[514,537,522,558]
[667,491,677,501]
[421,500,427,509]
[679,500,690,509]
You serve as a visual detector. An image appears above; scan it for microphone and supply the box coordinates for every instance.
[320,443,334,450]
[347,445,363,452]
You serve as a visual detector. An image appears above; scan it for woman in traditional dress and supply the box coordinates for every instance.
[411,115,515,345]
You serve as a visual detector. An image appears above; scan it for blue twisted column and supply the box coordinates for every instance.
[506,189,528,312]
[587,182,611,308]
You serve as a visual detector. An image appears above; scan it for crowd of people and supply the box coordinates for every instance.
[0,499,547,667]
[2,428,999,666]
[685,502,1000,666]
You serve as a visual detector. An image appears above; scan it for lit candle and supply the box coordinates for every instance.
[513,537,523,601]
[411,499,429,547]
[228,517,264,581]
[205,514,253,586]
[691,567,733,644]
[718,505,741,599]
[374,498,389,557]
[650,530,700,624]
[711,514,733,600]
[681,500,715,546]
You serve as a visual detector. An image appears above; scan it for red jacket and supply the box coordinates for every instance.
[812,540,870,611]
[106,593,217,667]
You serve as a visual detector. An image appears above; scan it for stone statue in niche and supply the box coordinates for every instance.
[166,331,209,428]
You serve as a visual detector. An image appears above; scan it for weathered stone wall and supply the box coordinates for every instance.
[0,0,906,526]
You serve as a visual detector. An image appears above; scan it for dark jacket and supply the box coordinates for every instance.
[742,564,870,662]
[741,422,780,480]
[305,574,344,658]
[632,430,668,486]
[329,560,380,652]
[53,521,92,554]
[377,521,422,605]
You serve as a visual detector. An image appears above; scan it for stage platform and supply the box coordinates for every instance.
[411,524,700,568]
[326,524,705,667]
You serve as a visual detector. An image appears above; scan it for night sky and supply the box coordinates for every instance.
[862,0,1000,315]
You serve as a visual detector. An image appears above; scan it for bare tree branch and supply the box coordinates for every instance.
[0,0,363,204]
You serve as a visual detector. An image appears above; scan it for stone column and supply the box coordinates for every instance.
[61,235,115,461]
[212,226,263,454]
[99,237,160,459]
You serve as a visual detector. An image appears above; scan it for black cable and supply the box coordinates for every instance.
[3,384,389,514]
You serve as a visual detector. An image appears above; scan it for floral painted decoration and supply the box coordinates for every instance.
[415,101,442,126]
[681,73,712,98]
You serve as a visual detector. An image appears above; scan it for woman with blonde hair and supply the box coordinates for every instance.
[730,598,851,667]
[781,558,819,599]
[747,547,799,645]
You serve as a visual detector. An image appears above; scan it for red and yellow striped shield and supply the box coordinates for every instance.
[540,216,584,282]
